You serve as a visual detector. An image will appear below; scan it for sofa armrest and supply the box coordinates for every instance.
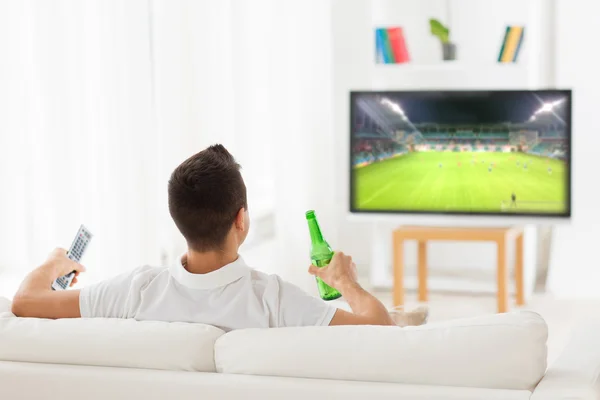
[531,319,600,400]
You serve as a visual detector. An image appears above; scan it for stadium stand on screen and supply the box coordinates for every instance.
[351,91,570,216]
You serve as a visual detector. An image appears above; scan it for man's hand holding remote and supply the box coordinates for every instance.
[309,251,395,326]
[45,248,85,287]
[12,248,86,318]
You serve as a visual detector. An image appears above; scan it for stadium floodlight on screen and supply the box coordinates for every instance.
[350,90,572,222]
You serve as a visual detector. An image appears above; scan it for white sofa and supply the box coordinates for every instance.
[0,297,597,400]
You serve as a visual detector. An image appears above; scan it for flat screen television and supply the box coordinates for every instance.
[350,90,571,218]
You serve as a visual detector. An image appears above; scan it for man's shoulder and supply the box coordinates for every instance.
[133,264,167,273]
[248,268,291,284]
[129,264,167,276]
[121,265,168,287]
[248,268,276,285]
[247,269,294,296]
[247,270,307,293]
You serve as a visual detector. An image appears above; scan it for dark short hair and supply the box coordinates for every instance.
[168,144,247,251]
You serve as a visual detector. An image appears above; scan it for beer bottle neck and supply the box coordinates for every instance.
[307,218,325,244]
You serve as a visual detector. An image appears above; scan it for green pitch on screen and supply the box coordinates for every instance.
[354,152,567,214]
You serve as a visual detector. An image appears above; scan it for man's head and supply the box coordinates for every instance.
[168,144,249,252]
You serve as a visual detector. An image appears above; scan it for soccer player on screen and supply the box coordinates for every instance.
[511,192,517,208]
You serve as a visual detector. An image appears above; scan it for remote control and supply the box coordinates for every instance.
[51,225,93,291]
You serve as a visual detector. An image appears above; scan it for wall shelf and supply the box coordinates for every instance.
[371,62,526,72]
[368,63,534,90]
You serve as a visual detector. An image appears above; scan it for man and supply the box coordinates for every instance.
[511,192,517,208]
[11,145,425,330]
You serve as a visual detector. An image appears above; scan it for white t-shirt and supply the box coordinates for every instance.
[79,255,337,331]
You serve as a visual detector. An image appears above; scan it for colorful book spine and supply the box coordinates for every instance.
[381,28,394,63]
[375,28,386,63]
[498,26,525,63]
[375,27,410,64]
[387,27,410,63]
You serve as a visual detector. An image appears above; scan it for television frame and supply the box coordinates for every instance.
[349,89,572,220]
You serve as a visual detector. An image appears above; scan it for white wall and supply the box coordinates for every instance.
[547,0,600,297]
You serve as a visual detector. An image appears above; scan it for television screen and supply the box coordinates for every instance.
[350,90,571,217]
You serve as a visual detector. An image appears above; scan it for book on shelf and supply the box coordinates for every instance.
[375,27,410,64]
[498,26,525,63]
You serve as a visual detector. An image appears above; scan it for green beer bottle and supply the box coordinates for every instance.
[305,210,342,301]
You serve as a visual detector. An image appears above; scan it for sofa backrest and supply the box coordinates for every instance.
[0,316,224,372]
[215,311,548,390]
[0,295,548,391]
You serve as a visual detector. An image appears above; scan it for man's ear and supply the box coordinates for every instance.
[234,208,246,231]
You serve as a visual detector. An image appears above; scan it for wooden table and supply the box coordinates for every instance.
[393,226,525,313]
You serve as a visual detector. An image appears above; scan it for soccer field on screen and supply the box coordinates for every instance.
[353,152,567,214]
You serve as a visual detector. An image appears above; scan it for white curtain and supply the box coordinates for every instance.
[0,1,160,288]
[0,0,334,296]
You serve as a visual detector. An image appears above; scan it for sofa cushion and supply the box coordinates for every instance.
[215,310,548,390]
[0,317,224,372]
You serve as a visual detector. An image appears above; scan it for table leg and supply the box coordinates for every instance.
[515,232,525,306]
[418,241,428,302]
[393,233,404,307]
[496,238,508,313]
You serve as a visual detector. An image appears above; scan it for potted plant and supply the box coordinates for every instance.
[429,19,456,61]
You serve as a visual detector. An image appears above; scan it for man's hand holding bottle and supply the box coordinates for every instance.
[308,252,358,293]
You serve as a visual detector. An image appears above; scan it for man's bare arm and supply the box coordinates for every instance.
[11,248,84,319]
[328,282,395,326]
[308,252,395,326]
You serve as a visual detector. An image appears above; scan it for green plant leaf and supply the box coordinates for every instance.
[429,18,449,43]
